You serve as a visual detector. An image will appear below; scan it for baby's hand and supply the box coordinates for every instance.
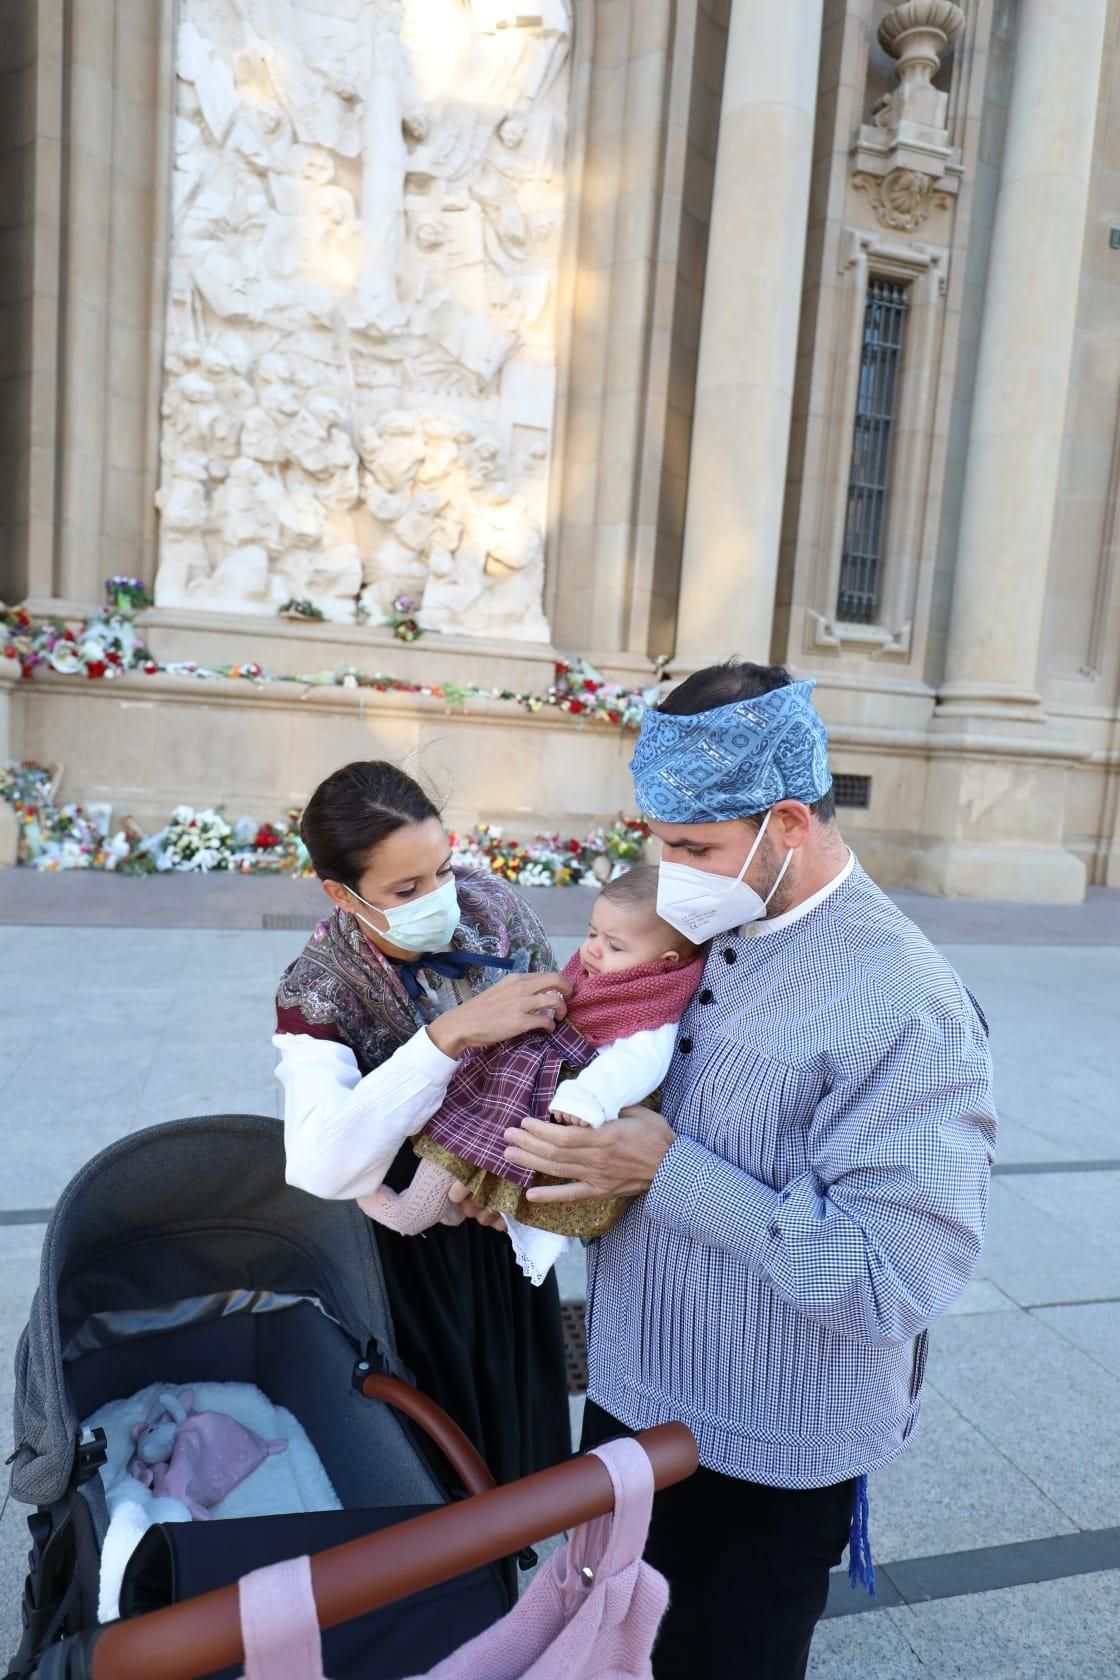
[551,1110,592,1128]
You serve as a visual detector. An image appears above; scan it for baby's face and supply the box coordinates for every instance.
[580,898,676,976]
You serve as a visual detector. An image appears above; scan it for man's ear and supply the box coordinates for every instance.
[771,801,813,850]
[660,949,681,964]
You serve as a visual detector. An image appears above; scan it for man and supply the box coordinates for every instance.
[504,661,997,1680]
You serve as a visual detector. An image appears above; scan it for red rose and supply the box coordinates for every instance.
[85,661,108,679]
[567,699,584,715]
[568,838,581,853]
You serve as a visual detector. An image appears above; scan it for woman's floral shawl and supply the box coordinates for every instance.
[275,868,556,1075]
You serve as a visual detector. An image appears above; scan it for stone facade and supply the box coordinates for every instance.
[3,0,1120,899]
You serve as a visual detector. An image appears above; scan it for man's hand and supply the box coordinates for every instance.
[503,1105,676,1203]
[447,1179,506,1231]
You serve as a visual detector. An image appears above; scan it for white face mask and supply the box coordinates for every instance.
[656,810,792,943]
[348,876,461,954]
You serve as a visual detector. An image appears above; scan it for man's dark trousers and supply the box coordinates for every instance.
[581,1398,855,1679]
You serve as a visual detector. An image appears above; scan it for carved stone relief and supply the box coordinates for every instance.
[852,167,950,233]
[155,0,572,641]
[851,1,964,233]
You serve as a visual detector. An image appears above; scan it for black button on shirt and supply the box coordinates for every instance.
[698,988,714,1005]
[678,1036,694,1054]
[722,948,737,964]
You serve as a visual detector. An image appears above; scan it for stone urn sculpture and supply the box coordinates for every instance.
[877,1,965,134]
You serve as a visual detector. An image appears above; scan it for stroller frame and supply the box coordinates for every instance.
[4,1115,533,1679]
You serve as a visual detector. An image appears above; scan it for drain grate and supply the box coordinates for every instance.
[561,1300,588,1396]
[262,913,322,930]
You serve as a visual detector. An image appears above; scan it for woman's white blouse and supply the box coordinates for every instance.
[274,1027,459,1201]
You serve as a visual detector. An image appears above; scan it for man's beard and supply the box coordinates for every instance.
[757,838,795,919]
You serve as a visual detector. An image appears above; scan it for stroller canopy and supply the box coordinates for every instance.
[11,1114,402,1506]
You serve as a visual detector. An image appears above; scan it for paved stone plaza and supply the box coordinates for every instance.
[0,875,1118,1675]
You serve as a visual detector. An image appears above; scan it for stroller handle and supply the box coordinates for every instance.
[91,1422,698,1680]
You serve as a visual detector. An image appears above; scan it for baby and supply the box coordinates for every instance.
[360,866,705,1283]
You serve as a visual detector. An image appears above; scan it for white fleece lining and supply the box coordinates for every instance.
[86,1380,340,1623]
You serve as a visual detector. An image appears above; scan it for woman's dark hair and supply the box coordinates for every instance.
[657,659,836,824]
[300,761,442,887]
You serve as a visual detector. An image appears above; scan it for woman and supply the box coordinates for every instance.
[274,760,572,1486]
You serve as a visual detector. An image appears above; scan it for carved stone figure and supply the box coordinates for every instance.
[851,0,964,231]
[156,0,571,639]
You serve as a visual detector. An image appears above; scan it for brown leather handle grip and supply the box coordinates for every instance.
[91,1421,698,1680]
[359,1371,496,1497]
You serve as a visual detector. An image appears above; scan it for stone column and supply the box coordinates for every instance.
[674,0,824,665]
[940,0,1109,705]
[915,0,1109,903]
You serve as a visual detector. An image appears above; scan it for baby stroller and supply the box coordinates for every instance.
[6,1115,696,1680]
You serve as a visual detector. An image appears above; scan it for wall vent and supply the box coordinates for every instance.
[833,774,872,810]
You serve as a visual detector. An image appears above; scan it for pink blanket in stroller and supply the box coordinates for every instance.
[238,1438,667,1680]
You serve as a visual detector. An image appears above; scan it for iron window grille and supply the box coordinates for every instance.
[837,278,909,625]
[833,774,872,810]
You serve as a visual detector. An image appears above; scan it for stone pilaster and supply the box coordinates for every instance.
[674,0,825,665]
[8,0,174,615]
[916,0,1109,903]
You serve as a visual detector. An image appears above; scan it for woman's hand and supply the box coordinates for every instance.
[427,972,572,1059]
[501,1105,676,1202]
[446,1179,506,1231]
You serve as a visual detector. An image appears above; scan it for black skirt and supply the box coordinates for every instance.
[374,1142,571,1488]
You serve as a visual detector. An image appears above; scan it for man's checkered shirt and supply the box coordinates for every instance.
[585,860,997,1488]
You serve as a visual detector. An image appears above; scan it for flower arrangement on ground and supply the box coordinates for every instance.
[148,807,235,872]
[450,816,650,888]
[1,764,647,882]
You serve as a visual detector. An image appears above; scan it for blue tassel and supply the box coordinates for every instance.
[847,1474,876,1596]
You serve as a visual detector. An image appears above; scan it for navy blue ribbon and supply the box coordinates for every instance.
[395,948,518,1002]
[847,1474,876,1596]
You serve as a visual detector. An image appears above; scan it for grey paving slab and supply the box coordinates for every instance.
[0,908,1117,1666]
[884,1569,1120,1679]
[860,1388,1075,1563]
[993,1168,1120,1244]
[4,870,1120,944]
[810,1607,929,1678]
[973,1182,1120,1309]
[0,931,287,1210]
[962,937,1120,1154]
[927,1311,1120,1532]
[1033,1302,1120,1381]
[943,1278,1020,1316]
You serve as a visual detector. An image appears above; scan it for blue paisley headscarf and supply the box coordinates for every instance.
[629,679,832,823]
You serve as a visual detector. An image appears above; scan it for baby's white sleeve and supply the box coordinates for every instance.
[550,1023,678,1128]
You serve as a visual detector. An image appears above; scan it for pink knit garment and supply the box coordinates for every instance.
[236,1437,667,1680]
[563,949,707,1047]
